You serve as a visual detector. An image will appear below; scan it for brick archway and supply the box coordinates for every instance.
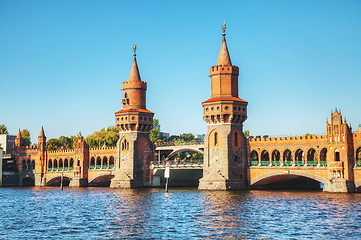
[250,170,327,186]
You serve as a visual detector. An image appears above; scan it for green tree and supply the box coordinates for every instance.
[46,138,61,151]
[149,119,161,143]
[58,136,73,149]
[0,124,8,134]
[182,133,194,142]
[21,129,31,146]
[85,126,119,148]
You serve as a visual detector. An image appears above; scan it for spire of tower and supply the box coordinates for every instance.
[17,129,22,138]
[128,45,141,82]
[39,126,45,137]
[217,22,232,66]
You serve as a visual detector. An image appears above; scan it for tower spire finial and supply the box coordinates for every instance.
[222,21,226,36]
[133,44,137,57]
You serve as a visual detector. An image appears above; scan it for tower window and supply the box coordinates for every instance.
[235,131,238,147]
[214,132,218,146]
[225,106,229,110]
[124,93,128,98]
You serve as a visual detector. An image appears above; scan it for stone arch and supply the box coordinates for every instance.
[250,170,327,186]
[102,156,108,169]
[120,136,130,152]
[46,174,73,186]
[320,148,327,165]
[96,157,101,169]
[69,158,74,169]
[295,149,304,166]
[88,173,115,187]
[208,129,222,148]
[271,150,280,165]
[356,147,361,162]
[64,159,69,170]
[59,159,63,170]
[260,150,270,165]
[90,157,95,169]
[48,159,53,170]
[335,149,340,161]
[307,148,316,165]
[167,148,204,160]
[250,150,259,166]
[109,156,115,168]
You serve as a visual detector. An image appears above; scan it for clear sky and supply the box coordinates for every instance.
[1,0,361,141]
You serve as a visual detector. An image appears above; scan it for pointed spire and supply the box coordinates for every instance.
[217,22,232,66]
[17,129,22,138]
[128,44,141,82]
[39,126,45,137]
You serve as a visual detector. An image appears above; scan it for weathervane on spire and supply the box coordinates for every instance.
[133,44,137,56]
[222,21,226,36]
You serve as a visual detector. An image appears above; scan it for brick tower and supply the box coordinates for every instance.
[199,23,248,190]
[323,109,355,192]
[110,45,154,188]
[36,127,47,186]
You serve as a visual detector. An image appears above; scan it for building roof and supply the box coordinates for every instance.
[115,108,153,114]
[216,35,232,66]
[202,96,248,104]
[128,56,141,82]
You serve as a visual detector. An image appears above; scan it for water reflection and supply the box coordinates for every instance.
[1,187,361,239]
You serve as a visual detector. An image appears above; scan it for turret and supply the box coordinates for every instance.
[15,129,23,147]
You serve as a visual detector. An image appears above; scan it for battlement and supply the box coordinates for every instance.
[122,81,147,90]
[48,149,75,154]
[210,65,239,75]
[89,146,116,151]
[249,134,327,143]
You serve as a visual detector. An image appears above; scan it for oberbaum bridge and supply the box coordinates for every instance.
[15,25,361,193]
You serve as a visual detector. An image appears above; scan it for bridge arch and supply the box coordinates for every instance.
[88,173,114,187]
[250,170,327,187]
[167,148,204,160]
[46,173,73,186]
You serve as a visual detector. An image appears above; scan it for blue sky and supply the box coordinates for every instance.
[1,0,361,141]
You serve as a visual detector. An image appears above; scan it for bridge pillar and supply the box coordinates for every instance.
[323,178,355,193]
[198,25,248,190]
[69,176,88,187]
[110,48,154,189]
[34,172,45,186]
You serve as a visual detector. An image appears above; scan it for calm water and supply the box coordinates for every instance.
[1,187,361,239]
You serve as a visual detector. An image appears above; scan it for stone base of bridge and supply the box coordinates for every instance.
[69,177,88,187]
[323,178,355,193]
[198,179,247,190]
[34,173,45,187]
[110,179,144,188]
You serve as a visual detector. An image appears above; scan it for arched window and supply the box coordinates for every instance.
[124,93,128,98]
[295,149,304,166]
[27,159,31,170]
[335,149,340,162]
[283,149,292,166]
[64,159,69,170]
[214,132,218,146]
[31,160,35,170]
[90,157,95,169]
[109,156,115,168]
[234,131,238,147]
[307,149,316,166]
[54,159,58,169]
[271,150,280,166]
[261,150,270,166]
[102,157,108,169]
[250,151,259,166]
[48,160,52,171]
[59,159,63,170]
[96,157,101,169]
[69,158,74,169]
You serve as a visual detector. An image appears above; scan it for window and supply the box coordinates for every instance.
[235,131,238,147]
[214,132,218,146]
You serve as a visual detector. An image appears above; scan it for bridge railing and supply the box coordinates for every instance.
[153,159,203,167]
[155,141,204,147]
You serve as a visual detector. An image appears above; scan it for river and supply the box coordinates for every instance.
[0,187,360,239]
